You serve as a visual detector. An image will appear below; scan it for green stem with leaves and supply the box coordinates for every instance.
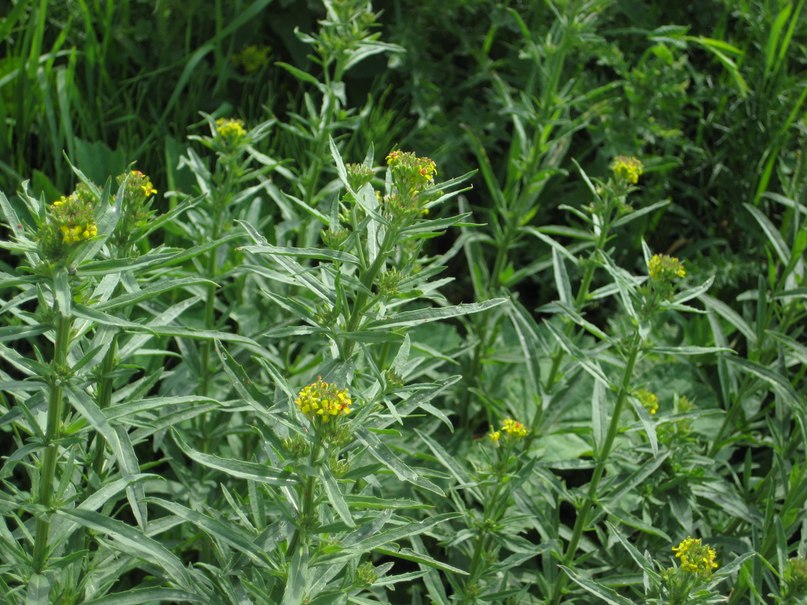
[287,437,323,559]
[544,205,615,392]
[32,311,72,573]
[549,329,642,605]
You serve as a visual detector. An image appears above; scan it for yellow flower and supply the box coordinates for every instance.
[501,417,529,438]
[216,118,247,142]
[611,156,644,184]
[635,389,659,415]
[672,537,718,576]
[294,378,352,424]
[141,182,158,197]
[648,254,686,281]
[488,430,501,444]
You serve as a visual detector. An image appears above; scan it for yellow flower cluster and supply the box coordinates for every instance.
[382,150,439,219]
[216,118,247,142]
[502,417,529,437]
[648,254,686,281]
[611,156,644,184]
[137,170,158,197]
[232,44,271,73]
[635,389,659,415]
[673,537,718,576]
[489,417,529,443]
[60,223,97,244]
[50,191,98,245]
[386,150,438,184]
[295,378,352,424]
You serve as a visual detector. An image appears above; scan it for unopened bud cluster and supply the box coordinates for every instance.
[39,183,98,259]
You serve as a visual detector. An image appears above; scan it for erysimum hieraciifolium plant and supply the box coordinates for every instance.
[157,140,507,603]
[0,165,229,603]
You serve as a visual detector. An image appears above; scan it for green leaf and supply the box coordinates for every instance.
[329,135,355,196]
[318,465,355,527]
[53,267,71,316]
[326,513,462,562]
[149,498,277,569]
[367,299,506,330]
[375,546,468,575]
[172,430,295,486]
[277,61,321,87]
[57,509,193,591]
[552,248,573,305]
[745,203,789,265]
[559,566,634,605]
[415,429,480,499]
[0,324,49,344]
[355,427,444,495]
[25,573,50,605]
[240,243,359,264]
[66,386,148,528]
[283,542,308,605]
[701,294,757,346]
[82,589,206,605]
[727,356,803,413]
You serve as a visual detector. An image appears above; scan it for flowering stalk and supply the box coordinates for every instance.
[461,418,529,602]
[544,157,644,392]
[287,380,352,557]
[32,309,72,572]
[549,329,643,605]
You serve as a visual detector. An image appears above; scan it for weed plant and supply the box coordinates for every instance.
[1,1,806,603]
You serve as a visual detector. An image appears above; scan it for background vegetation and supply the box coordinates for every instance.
[1,0,806,603]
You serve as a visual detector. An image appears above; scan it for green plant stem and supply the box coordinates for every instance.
[463,481,505,598]
[287,438,322,559]
[341,225,398,359]
[548,329,642,605]
[32,311,72,573]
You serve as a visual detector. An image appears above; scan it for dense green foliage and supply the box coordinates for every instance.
[1,1,806,603]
